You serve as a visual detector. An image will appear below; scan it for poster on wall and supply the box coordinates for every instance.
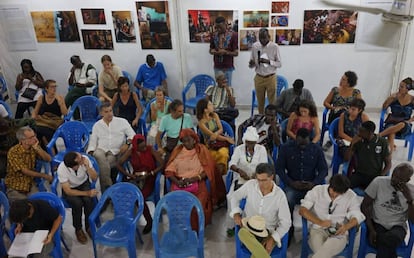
[112,11,136,43]
[271,15,288,27]
[271,2,290,13]
[187,10,238,43]
[81,29,113,50]
[136,1,172,49]
[303,10,358,44]
[240,29,274,51]
[81,9,106,24]
[243,11,269,28]
[276,29,301,46]
[31,11,80,42]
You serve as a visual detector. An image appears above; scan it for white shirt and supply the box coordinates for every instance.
[57,154,92,188]
[87,116,135,155]
[301,185,365,229]
[229,144,268,184]
[230,179,292,243]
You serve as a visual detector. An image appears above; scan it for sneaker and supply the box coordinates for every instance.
[226,227,235,238]
[322,140,333,152]
[75,229,88,244]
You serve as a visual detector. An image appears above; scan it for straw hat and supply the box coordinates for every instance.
[241,215,268,238]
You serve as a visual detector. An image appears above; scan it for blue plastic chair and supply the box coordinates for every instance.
[358,220,414,258]
[301,217,357,258]
[115,160,162,205]
[152,190,205,258]
[320,107,330,146]
[329,118,349,175]
[182,74,215,113]
[11,192,66,258]
[251,75,288,117]
[235,225,288,258]
[46,121,90,170]
[0,76,9,101]
[138,96,173,137]
[89,182,144,258]
[0,100,12,118]
[0,192,8,258]
[51,154,100,208]
[379,108,414,161]
[65,95,101,133]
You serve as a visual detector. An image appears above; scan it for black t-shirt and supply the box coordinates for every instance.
[22,200,59,233]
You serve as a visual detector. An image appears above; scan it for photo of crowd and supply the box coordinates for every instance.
[188,10,236,43]
[276,29,301,46]
[243,11,269,28]
[303,9,358,44]
[112,11,136,43]
[81,29,113,50]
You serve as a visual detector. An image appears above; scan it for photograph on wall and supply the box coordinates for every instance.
[303,10,358,44]
[81,29,113,50]
[31,11,80,42]
[112,11,136,43]
[188,10,238,43]
[276,29,301,46]
[240,29,274,51]
[271,2,290,13]
[81,9,106,24]
[243,11,269,28]
[271,15,289,27]
[136,1,172,49]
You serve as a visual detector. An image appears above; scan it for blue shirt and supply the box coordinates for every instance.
[135,62,167,90]
[276,141,328,185]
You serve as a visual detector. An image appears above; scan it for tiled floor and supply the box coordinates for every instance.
[5,107,414,257]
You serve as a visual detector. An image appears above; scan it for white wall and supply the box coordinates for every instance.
[0,0,410,108]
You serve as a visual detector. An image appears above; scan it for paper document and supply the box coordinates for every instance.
[8,230,48,257]
[260,53,269,68]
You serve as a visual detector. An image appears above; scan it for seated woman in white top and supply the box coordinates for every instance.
[98,55,123,102]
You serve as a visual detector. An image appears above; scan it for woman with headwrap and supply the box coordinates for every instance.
[116,134,164,234]
[225,126,268,237]
[165,128,225,227]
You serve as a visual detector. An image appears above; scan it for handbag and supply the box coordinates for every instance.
[21,87,38,100]
[171,181,199,194]
[35,112,64,130]
[208,138,230,150]
[215,107,239,122]
[384,114,406,124]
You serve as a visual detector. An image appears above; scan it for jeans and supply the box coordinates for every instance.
[374,222,406,258]
[284,185,308,214]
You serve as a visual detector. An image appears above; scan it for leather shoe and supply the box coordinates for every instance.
[76,229,88,244]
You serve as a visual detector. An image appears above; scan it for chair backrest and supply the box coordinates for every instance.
[221,120,235,156]
[0,100,12,118]
[66,95,101,122]
[48,121,90,153]
[379,108,387,132]
[0,191,9,228]
[183,74,215,97]
[122,70,134,89]
[328,118,340,143]
[277,75,288,96]
[153,190,204,235]
[100,182,144,219]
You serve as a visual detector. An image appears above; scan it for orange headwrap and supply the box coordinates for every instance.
[179,128,199,143]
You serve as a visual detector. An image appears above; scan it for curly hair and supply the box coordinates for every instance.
[295,100,318,117]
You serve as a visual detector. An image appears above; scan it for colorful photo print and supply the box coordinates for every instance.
[188,10,238,43]
[112,11,136,43]
[276,29,301,46]
[243,11,269,28]
[81,9,106,24]
[271,2,290,13]
[81,29,113,50]
[240,29,274,51]
[303,10,358,44]
[136,1,172,49]
[271,15,289,27]
[31,11,80,42]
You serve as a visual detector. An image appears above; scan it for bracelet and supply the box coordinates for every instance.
[198,174,202,181]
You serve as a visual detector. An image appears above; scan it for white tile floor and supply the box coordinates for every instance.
[5,107,414,257]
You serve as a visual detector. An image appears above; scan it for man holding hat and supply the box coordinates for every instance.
[275,79,314,120]
[209,16,238,86]
[230,163,291,256]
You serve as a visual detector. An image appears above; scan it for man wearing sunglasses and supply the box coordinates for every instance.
[299,174,365,257]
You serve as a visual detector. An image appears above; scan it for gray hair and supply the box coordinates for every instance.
[16,126,33,141]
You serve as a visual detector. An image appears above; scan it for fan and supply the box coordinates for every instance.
[321,0,413,22]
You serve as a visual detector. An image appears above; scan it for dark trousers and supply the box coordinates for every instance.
[129,175,155,224]
[374,222,406,258]
[15,101,36,119]
[63,180,95,230]
[350,172,377,190]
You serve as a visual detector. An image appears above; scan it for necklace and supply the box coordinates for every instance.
[245,149,254,163]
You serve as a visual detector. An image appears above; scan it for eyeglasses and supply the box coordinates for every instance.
[328,201,336,215]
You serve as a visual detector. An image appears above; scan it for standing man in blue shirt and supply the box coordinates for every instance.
[134,54,168,101]
[276,128,328,242]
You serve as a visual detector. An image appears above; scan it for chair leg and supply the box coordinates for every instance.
[127,241,137,258]
[408,140,413,161]
[136,227,144,244]
[61,232,70,252]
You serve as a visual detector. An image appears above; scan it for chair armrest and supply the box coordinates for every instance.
[51,176,59,195]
